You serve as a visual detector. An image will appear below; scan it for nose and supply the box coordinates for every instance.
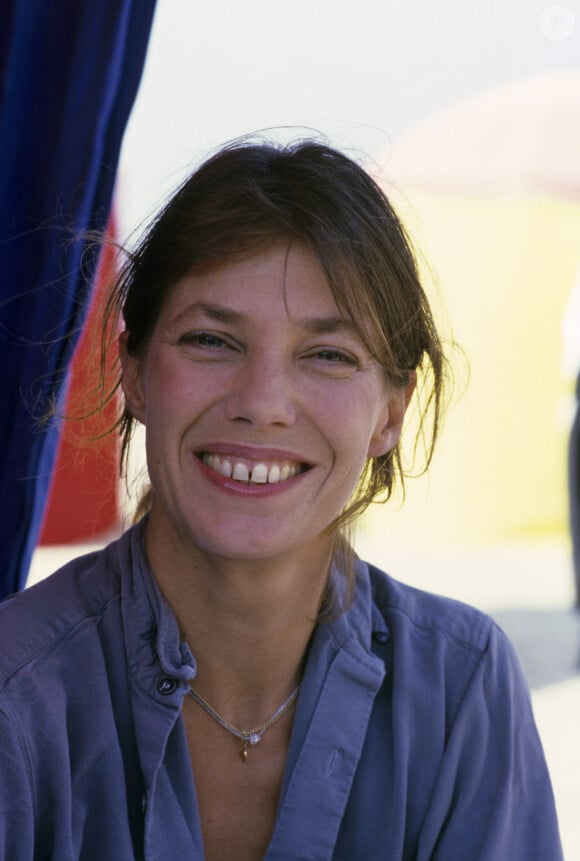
[225,351,297,428]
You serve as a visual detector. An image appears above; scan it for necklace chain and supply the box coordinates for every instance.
[187,683,301,762]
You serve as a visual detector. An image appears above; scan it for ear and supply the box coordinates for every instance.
[118,331,147,424]
[367,372,417,458]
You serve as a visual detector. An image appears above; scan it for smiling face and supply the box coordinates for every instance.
[120,244,411,568]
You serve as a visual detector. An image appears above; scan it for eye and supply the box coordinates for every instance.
[314,348,356,364]
[303,346,361,375]
[178,331,228,350]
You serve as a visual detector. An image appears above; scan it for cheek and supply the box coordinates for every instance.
[331,389,385,452]
[324,415,376,486]
[143,352,198,419]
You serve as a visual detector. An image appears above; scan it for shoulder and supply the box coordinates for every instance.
[366,561,495,654]
[363,562,523,730]
[0,530,133,686]
[362,561,532,745]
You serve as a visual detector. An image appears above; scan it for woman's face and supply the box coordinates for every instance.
[121,244,411,565]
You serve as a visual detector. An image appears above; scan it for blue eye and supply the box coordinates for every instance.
[180,332,225,349]
[315,349,355,363]
[197,333,225,348]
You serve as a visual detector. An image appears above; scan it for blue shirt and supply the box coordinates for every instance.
[0,523,563,859]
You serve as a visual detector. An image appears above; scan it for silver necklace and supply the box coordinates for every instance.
[187,683,301,762]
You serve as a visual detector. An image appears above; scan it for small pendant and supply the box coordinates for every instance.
[241,743,249,762]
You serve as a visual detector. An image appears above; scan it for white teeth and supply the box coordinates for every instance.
[202,453,303,485]
[220,458,232,478]
[232,462,249,481]
[250,463,268,483]
[203,454,233,477]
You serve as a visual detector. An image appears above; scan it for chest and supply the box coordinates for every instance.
[182,698,292,860]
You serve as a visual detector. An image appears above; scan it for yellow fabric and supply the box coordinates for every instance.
[364,191,580,545]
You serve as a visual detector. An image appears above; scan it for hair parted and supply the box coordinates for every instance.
[98,135,448,531]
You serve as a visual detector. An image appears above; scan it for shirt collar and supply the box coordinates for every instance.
[121,519,196,695]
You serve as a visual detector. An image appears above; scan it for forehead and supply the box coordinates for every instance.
[161,244,345,325]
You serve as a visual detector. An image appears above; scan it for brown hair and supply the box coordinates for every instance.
[100,136,447,534]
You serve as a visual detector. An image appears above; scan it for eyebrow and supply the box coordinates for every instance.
[169,301,360,336]
[170,302,241,326]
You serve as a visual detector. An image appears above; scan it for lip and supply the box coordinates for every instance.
[195,442,311,464]
[193,444,313,497]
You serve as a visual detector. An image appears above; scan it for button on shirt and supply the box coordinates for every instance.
[0,523,563,859]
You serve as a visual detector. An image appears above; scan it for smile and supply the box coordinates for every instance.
[200,453,306,485]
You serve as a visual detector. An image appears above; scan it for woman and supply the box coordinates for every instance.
[0,139,562,860]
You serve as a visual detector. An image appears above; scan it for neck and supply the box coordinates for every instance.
[144,510,333,721]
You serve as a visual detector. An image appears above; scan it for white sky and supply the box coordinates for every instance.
[118,0,579,241]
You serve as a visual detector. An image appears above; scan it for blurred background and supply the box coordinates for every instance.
[25,1,580,855]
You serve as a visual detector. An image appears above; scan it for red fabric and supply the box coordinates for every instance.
[39,232,119,545]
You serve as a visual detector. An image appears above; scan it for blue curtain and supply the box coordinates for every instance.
[0,0,156,598]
